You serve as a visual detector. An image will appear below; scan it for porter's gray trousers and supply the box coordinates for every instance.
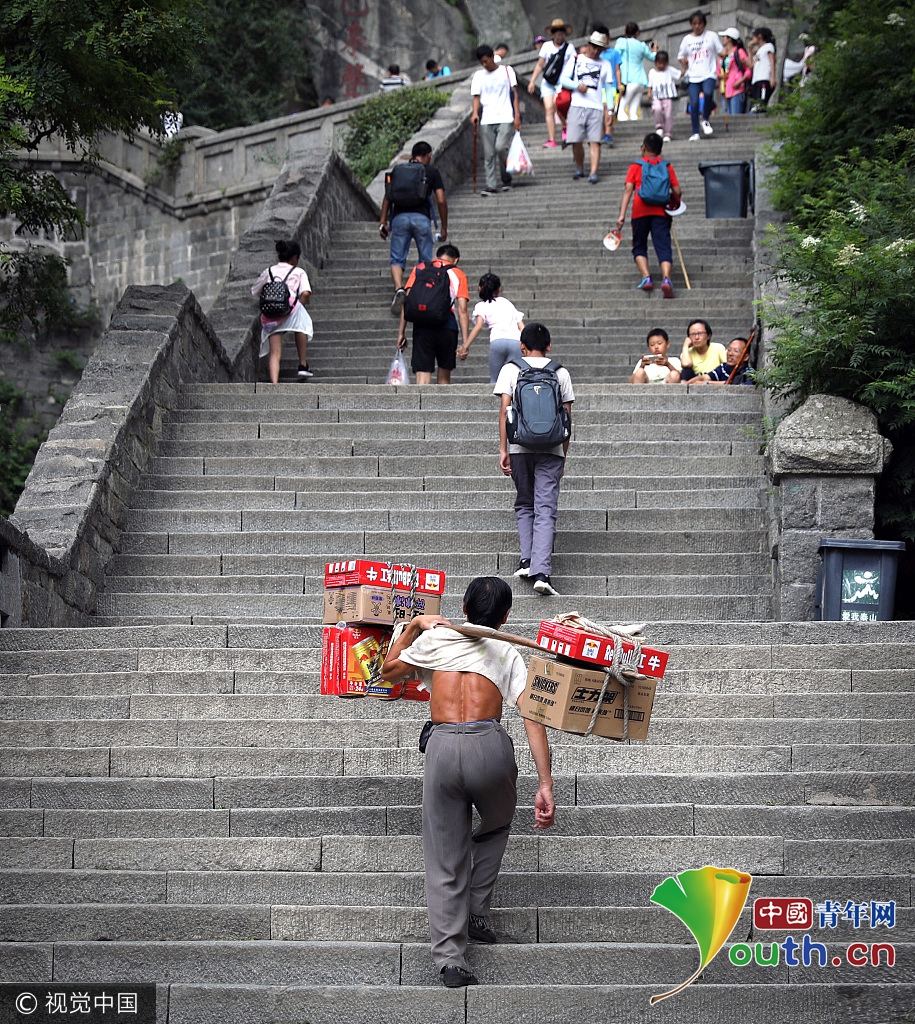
[422,720,518,970]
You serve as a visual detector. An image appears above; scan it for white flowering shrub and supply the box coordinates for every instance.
[759,140,915,540]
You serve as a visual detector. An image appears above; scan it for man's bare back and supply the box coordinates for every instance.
[430,671,503,723]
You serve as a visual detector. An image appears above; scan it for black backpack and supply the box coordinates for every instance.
[542,42,569,86]
[505,357,571,450]
[403,261,453,326]
[385,161,430,207]
[259,266,295,318]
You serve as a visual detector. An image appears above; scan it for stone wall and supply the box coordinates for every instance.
[0,284,232,627]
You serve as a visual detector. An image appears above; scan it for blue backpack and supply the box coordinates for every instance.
[637,159,671,207]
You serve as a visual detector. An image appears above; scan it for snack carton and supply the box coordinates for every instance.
[536,620,669,679]
[519,655,657,741]
[324,560,446,596]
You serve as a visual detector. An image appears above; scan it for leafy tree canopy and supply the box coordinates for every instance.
[171,0,314,130]
[0,0,204,341]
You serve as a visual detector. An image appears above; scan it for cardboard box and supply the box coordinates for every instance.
[323,586,395,625]
[320,624,429,701]
[324,560,446,596]
[536,620,669,680]
[322,586,442,626]
[519,655,657,741]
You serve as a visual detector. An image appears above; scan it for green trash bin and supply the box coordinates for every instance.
[698,160,754,218]
[814,538,905,621]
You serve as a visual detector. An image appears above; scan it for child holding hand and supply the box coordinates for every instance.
[647,51,681,141]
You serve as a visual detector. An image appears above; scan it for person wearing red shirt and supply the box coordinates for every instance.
[615,132,681,298]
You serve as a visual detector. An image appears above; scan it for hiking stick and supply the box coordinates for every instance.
[472,123,478,194]
[725,323,757,384]
[671,224,691,290]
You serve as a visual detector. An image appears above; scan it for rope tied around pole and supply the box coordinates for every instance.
[551,614,643,742]
[583,627,642,741]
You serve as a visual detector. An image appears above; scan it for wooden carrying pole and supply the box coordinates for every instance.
[671,224,691,290]
[725,323,757,384]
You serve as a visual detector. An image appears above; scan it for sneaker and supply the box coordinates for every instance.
[663,135,671,142]
[542,139,557,148]
[655,127,664,137]
[589,173,599,184]
[390,288,406,315]
[501,183,512,191]
[479,188,498,196]
[661,278,674,299]
[513,558,531,578]
[531,574,559,596]
[297,363,313,378]
[573,168,585,179]
[441,966,479,988]
[701,119,713,136]
[637,276,653,291]
[602,134,614,146]
[688,133,700,142]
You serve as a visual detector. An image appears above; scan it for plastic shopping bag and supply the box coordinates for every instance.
[506,132,534,176]
[386,347,411,385]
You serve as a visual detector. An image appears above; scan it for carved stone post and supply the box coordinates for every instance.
[766,395,893,620]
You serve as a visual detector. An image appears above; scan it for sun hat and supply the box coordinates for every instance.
[545,18,573,34]
[588,31,609,48]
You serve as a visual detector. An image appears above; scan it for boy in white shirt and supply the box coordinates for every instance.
[559,30,613,184]
[471,44,521,196]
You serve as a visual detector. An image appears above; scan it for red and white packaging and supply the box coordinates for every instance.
[320,624,429,701]
[324,560,446,596]
[536,620,669,680]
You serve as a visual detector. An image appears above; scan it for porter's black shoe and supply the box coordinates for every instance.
[441,966,479,988]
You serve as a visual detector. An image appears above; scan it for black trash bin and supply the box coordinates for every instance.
[814,538,906,621]
[698,160,754,218]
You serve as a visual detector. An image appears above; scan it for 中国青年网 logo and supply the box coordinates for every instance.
[649,867,896,1004]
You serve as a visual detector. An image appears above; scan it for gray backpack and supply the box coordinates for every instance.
[505,358,571,450]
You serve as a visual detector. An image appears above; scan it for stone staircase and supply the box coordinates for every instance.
[1,116,913,1021]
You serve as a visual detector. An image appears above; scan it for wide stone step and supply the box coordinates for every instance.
[9,742,913,779]
[2,869,907,909]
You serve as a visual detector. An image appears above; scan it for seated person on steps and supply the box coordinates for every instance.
[629,327,682,383]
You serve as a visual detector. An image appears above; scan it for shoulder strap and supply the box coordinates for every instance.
[281,266,295,283]
[508,356,528,371]
[544,359,562,372]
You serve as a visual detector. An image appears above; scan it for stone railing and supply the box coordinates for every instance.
[0,284,232,627]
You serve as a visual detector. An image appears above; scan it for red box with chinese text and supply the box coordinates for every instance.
[535,620,669,679]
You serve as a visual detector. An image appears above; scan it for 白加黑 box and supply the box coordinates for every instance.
[324,560,446,596]
[519,655,657,741]
[536,620,669,679]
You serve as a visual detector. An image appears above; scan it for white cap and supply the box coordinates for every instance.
[721,27,741,41]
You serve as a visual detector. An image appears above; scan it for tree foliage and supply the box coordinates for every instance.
[0,379,44,517]
[768,2,915,216]
[343,87,450,185]
[0,0,204,342]
[762,0,915,541]
[171,0,314,130]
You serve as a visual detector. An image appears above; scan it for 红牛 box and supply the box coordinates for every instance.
[519,655,657,741]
